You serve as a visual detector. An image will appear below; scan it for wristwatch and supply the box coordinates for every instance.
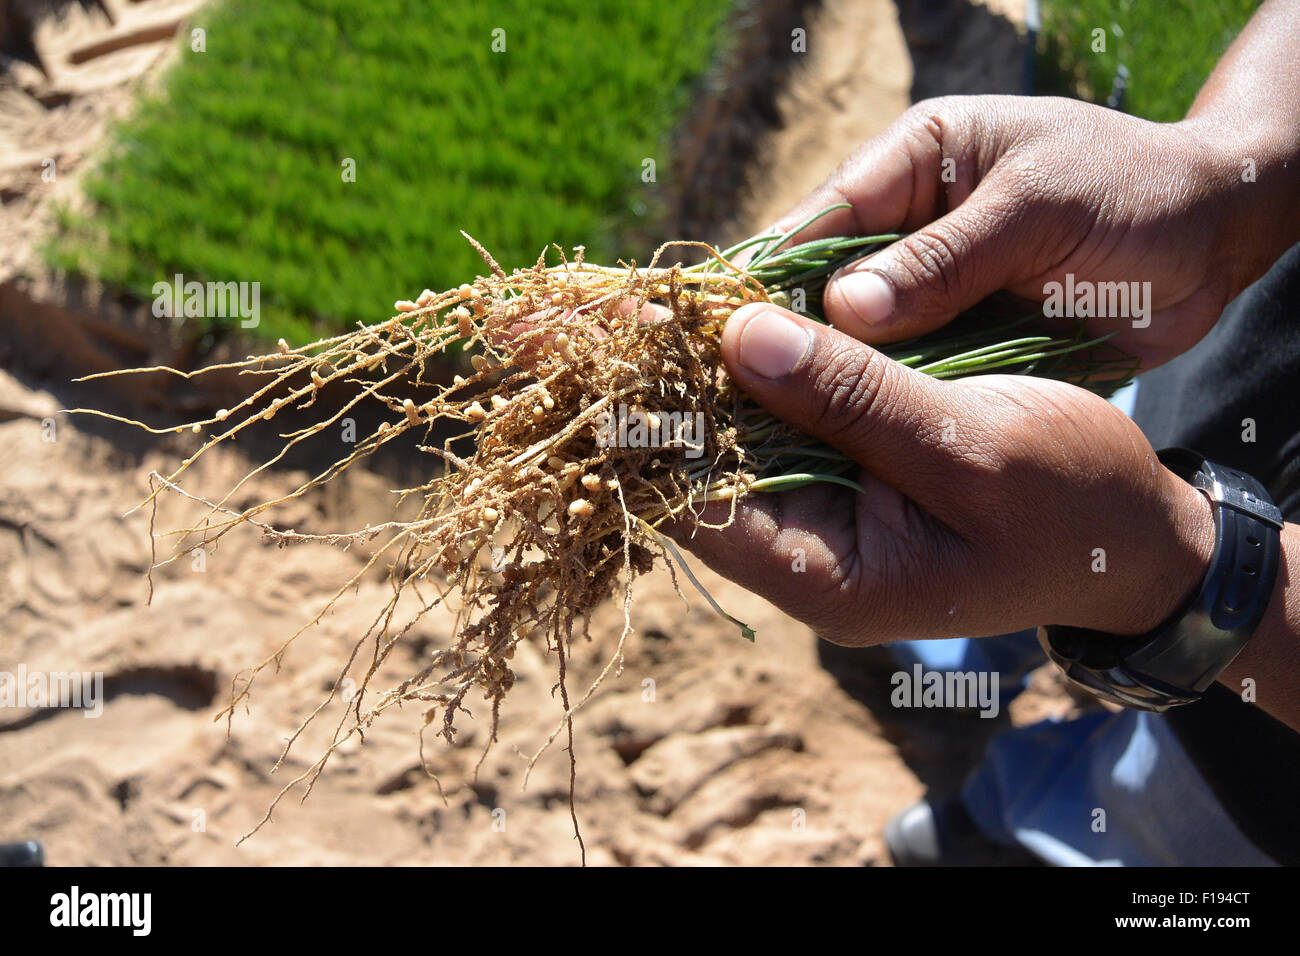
[1038,448,1284,712]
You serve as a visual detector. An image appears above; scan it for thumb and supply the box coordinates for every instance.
[723,303,979,526]
[822,184,1030,344]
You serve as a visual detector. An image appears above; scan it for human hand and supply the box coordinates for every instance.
[675,303,1215,646]
[772,95,1290,369]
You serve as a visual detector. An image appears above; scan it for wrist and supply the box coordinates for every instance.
[1084,466,1216,636]
[1177,115,1300,295]
[1040,451,1285,715]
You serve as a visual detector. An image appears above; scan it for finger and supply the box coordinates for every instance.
[670,485,849,601]
[664,481,874,642]
[821,181,1031,344]
[670,469,977,645]
[755,96,1000,253]
[722,302,989,530]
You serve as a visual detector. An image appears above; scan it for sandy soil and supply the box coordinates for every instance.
[0,0,1076,867]
[1,0,206,282]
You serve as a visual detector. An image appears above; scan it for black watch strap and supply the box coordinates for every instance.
[1039,448,1284,712]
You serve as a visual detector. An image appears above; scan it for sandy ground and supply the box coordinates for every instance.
[0,366,1079,866]
[1,0,206,282]
[0,0,1078,866]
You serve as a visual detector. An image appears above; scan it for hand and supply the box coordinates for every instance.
[675,303,1215,646]
[772,95,1290,369]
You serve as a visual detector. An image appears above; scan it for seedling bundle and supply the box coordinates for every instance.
[77,205,1133,855]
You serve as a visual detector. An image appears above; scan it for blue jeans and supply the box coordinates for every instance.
[891,633,1276,865]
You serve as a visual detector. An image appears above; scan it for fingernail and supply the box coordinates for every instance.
[737,310,811,380]
[834,270,895,326]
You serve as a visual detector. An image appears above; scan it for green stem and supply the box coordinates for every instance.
[750,472,868,495]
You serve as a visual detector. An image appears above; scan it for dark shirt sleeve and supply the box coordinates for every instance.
[1133,241,1300,865]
